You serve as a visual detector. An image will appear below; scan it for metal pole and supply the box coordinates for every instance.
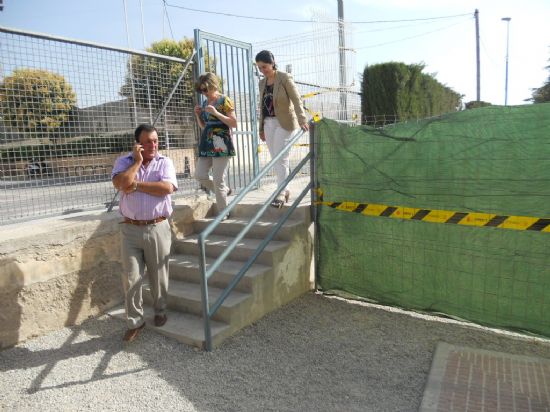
[309,122,320,290]
[309,122,316,225]
[475,9,480,101]
[139,0,147,48]
[337,0,347,120]
[197,234,212,351]
[248,48,260,183]
[502,17,511,106]
[139,0,153,123]
[122,0,138,127]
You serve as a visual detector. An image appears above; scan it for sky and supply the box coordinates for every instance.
[1,0,549,106]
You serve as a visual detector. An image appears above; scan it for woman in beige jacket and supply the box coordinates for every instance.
[256,50,309,208]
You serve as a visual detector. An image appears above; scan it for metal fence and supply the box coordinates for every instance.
[0,23,363,225]
[253,19,361,124]
[0,26,199,225]
[253,20,361,187]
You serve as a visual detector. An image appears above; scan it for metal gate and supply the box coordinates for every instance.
[193,30,259,192]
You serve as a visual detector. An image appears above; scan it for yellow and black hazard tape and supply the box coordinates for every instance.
[316,197,550,232]
[301,90,360,122]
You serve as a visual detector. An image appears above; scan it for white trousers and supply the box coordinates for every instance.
[195,156,230,214]
[264,117,293,201]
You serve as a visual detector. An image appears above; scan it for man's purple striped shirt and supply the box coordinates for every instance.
[111,153,178,220]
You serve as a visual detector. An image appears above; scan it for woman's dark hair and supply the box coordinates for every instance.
[134,124,157,142]
[255,50,278,70]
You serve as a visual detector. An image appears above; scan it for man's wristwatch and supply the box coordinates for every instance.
[131,181,138,192]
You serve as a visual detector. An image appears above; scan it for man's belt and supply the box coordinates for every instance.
[122,216,166,226]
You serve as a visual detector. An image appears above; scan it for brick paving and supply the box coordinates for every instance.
[420,342,550,412]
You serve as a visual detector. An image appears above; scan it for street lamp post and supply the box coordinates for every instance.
[501,17,511,106]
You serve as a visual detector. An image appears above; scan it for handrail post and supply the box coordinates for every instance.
[309,122,320,290]
[198,233,213,351]
[309,122,316,223]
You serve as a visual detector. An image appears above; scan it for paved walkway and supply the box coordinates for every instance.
[421,342,550,412]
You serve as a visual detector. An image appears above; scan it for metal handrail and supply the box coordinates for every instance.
[0,25,191,62]
[198,126,311,350]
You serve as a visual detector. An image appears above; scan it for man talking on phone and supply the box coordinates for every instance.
[111,124,178,342]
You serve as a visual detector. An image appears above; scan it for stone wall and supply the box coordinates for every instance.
[0,196,212,349]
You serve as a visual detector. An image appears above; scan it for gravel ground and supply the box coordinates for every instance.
[1,292,550,412]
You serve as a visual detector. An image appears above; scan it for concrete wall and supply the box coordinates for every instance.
[4,148,196,180]
[0,196,212,349]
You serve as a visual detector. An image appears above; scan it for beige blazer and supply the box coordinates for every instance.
[258,71,308,133]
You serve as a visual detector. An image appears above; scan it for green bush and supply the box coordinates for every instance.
[465,100,492,109]
[362,62,462,124]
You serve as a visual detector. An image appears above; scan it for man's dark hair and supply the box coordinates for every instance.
[134,124,157,142]
[255,50,278,70]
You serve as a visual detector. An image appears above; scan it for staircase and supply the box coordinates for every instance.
[109,201,313,349]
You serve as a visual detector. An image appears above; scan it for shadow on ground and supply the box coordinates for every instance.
[1,292,550,411]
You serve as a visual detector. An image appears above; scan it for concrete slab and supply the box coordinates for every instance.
[233,176,311,207]
[106,306,230,348]
[420,342,550,411]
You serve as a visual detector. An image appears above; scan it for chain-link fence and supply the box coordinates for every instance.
[0,27,199,225]
[252,20,361,187]
[1,22,364,225]
[253,18,361,123]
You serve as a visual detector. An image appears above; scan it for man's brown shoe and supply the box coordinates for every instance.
[154,314,167,327]
[122,323,145,342]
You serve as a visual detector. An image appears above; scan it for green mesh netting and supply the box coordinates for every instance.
[316,103,550,337]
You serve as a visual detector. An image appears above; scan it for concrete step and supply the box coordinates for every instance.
[193,216,305,241]
[173,234,289,266]
[107,306,230,349]
[169,254,271,292]
[229,202,311,222]
[112,182,313,350]
[144,279,252,323]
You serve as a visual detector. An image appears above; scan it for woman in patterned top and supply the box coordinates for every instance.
[194,72,237,218]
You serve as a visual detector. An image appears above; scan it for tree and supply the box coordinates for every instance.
[120,38,207,112]
[529,57,550,103]
[0,68,76,136]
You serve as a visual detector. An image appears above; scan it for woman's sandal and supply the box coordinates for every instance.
[271,191,290,208]
[270,199,285,208]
